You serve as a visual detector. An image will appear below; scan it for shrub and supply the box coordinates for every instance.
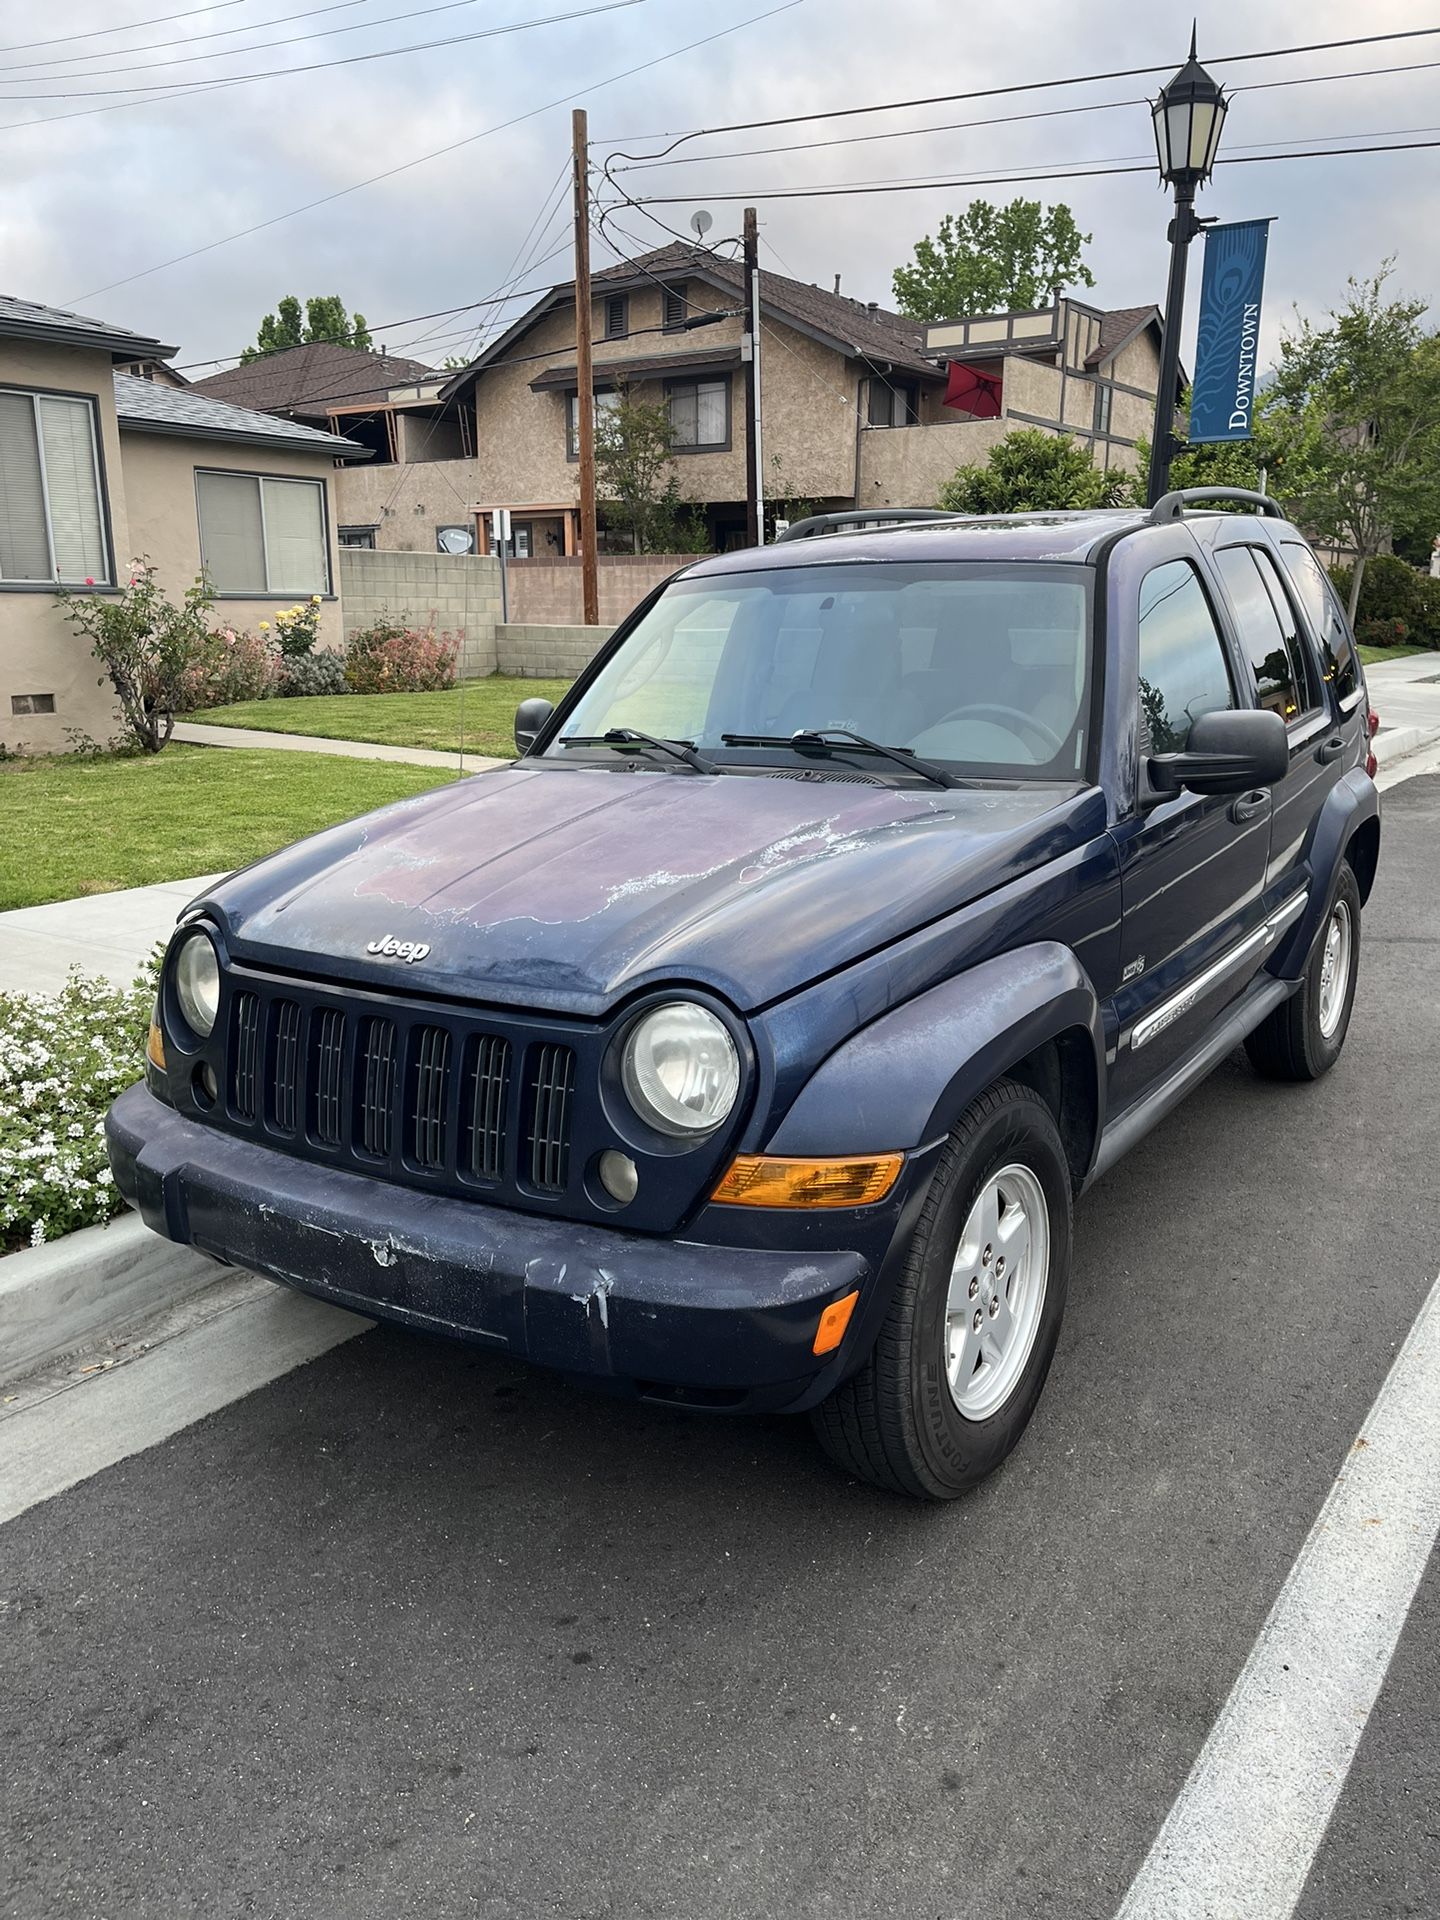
[178,625,279,711]
[55,560,217,752]
[1354,617,1411,649]
[1356,553,1424,626]
[276,647,349,698]
[345,621,460,694]
[263,597,323,659]
[0,966,155,1254]
[1415,574,1440,647]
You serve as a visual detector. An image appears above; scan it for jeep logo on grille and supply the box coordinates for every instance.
[366,934,431,964]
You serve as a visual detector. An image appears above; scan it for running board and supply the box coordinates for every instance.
[1086,976,1296,1187]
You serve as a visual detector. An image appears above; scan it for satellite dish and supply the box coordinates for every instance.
[690,210,713,240]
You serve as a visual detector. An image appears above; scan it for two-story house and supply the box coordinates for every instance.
[1,295,360,751]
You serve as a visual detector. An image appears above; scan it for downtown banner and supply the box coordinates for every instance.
[1187,218,1274,443]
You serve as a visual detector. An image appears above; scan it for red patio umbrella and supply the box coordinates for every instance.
[943,361,1003,418]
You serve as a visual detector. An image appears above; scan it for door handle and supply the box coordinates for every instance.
[1229,789,1270,823]
[1316,733,1345,765]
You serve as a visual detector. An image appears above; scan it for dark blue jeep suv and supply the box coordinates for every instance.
[107,489,1380,1499]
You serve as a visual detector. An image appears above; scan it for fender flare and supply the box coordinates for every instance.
[1270,768,1380,978]
[765,942,1106,1181]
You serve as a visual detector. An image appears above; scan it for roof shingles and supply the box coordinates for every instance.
[112,373,362,454]
[0,292,174,361]
[188,341,433,418]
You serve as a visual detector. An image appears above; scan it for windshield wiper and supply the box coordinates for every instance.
[720,727,962,790]
[560,728,722,775]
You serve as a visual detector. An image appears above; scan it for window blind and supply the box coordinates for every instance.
[38,396,106,582]
[261,478,327,593]
[0,392,50,582]
[196,471,266,592]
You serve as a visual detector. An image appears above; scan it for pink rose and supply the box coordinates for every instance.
[84,577,94,586]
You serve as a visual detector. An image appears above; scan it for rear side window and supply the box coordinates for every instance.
[1278,540,1361,703]
[1214,545,1318,723]
[1137,559,1235,754]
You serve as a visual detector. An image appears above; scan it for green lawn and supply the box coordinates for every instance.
[0,746,457,912]
[1357,642,1431,666]
[194,675,573,758]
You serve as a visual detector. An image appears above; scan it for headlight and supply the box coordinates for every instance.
[622,1002,739,1137]
[173,928,220,1039]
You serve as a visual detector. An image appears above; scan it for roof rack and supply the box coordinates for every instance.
[773,508,957,542]
[1148,486,1286,524]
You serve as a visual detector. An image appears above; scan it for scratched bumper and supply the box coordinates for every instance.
[105,1084,871,1410]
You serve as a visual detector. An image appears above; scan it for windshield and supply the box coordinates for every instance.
[549,561,1094,780]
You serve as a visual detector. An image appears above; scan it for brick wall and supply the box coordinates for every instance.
[505,553,693,627]
[496,623,614,679]
[338,549,504,676]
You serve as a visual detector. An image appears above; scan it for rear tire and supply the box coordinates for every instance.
[811,1079,1072,1501]
[1245,864,1361,1083]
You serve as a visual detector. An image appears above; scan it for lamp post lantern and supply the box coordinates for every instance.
[1145,30,1228,506]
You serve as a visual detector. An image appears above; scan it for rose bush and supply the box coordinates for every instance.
[345,619,460,694]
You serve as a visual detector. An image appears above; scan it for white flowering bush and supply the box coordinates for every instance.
[0,965,156,1255]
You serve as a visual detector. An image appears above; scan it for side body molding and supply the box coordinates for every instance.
[1269,768,1380,979]
[765,942,1106,1173]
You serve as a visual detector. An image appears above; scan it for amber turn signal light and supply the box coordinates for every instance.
[813,1289,860,1356]
[710,1152,903,1209]
[146,1021,166,1071]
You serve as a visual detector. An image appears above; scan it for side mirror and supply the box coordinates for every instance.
[514,697,555,756]
[1148,707,1289,798]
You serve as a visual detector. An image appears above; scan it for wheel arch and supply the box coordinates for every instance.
[765,942,1106,1188]
[1270,768,1380,977]
[1345,812,1380,904]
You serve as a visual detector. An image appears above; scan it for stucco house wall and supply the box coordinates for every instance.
[857,418,1010,508]
[1,339,131,752]
[120,432,345,653]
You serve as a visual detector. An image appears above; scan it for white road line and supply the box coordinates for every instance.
[0,1277,369,1527]
[1115,1269,1440,1920]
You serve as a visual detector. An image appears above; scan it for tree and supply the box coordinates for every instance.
[1124,385,1319,509]
[892,200,1095,323]
[1267,267,1440,621]
[594,388,684,552]
[241,294,373,363]
[937,428,1127,514]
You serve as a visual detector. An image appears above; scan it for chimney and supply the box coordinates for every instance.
[866,301,878,317]
[834,273,842,294]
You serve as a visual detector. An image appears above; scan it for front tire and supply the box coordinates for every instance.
[1245,863,1361,1082]
[811,1079,1072,1500]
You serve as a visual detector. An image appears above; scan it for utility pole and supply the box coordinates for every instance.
[572,106,599,625]
[743,205,763,547]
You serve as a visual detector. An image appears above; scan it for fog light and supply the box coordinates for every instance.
[598,1150,639,1205]
[193,1061,217,1107]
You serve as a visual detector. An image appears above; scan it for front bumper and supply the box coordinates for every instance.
[106,1084,894,1413]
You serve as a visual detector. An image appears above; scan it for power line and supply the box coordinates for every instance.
[605,54,1440,176]
[0,0,253,59]
[1,0,377,75]
[0,0,648,98]
[623,133,1440,205]
[62,0,804,302]
[598,24,1440,158]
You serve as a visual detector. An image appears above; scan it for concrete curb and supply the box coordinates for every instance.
[1372,724,1438,769]
[173,720,502,773]
[0,1210,218,1385]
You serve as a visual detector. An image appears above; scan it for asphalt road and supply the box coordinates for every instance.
[4,775,1440,1920]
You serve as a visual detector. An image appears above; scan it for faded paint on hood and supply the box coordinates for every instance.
[198,765,1102,1014]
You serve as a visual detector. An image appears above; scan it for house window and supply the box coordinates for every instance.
[11,692,56,715]
[566,387,621,458]
[663,284,688,330]
[604,294,629,339]
[667,377,728,450]
[867,379,918,428]
[338,525,377,549]
[0,388,108,586]
[195,471,329,595]
[1093,384,1113,435]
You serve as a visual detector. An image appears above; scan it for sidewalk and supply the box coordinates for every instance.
[174,720,502,774]
[0,873,221,997]
[1364,651,1440,768]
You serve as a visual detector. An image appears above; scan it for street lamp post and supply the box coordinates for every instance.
[1146,31,1228,506]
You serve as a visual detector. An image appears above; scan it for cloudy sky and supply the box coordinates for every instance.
[4,0,1438,374]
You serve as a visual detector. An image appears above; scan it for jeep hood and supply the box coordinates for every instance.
[197,765,1103,1015]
